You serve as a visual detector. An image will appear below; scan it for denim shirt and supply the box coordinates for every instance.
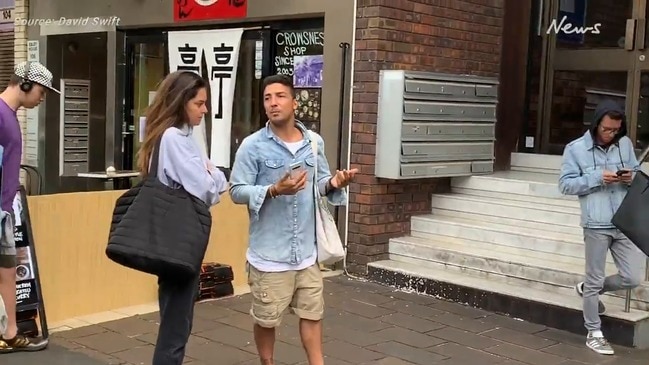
[229,122,346,265]
[558,131,640,228]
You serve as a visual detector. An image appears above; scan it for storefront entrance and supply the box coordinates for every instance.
[536,0,649,155]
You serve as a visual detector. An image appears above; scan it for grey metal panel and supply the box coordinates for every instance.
[472,161,494,173]
[405,80,475,98]
[401,142,493,157]
[404,101,496,118]
[63,162,88,175]
[400,162,472,177]
[375,69,498,179]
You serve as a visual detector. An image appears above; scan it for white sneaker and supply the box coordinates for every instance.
[586,333,614,355]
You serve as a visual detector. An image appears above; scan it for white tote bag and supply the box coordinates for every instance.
[308,132,345,265]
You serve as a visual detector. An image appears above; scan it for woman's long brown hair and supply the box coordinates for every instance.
[136,71,208,176]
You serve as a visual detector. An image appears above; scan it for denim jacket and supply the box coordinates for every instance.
[559,120,640,229]
[229,122,346,265]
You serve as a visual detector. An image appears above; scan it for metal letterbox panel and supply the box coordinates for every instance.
[404,101,496,118]
[475,84,498,98]
[401,123,429,138]
[426,123,494,137]
[472,161,494,173]
[64,151,88,162]
[64,126,88,137]
[64,114,89,124]
[63,162,88,175]
[64,85,90,98]
[64,100,89,111]
[375,70,498,179]
[401,122,495,141]
[404,80,475,98]
[400,162,471,177]
[402,142,493,157]
[63,138,88,149]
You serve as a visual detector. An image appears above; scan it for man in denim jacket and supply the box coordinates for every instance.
[559,99,644,355]
[230,75,356,365]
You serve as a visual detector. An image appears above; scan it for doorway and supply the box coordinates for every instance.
[538,0,649,154]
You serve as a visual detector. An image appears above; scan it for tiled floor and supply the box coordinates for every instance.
[4,275,649,364]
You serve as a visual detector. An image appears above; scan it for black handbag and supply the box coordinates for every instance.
[105,137,212,279]
[611,168,649,257]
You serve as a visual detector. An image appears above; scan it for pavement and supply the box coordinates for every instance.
[3,275,649,365]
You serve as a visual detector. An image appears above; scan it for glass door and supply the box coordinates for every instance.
[123,34,167,170]
[539,0,640,154]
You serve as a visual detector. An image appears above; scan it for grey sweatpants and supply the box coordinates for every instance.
[583,228,645,332]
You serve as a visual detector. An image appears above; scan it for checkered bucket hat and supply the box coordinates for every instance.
[14,61,60,94]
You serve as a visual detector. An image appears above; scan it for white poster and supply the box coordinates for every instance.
[167,31,208,159]
[167,28,243,168]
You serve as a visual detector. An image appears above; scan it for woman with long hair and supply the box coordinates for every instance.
[138,70,228,365]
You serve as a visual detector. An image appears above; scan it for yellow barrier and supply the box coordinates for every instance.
[26,191,249,324]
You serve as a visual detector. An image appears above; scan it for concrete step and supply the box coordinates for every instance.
[431,193,581,227]
[367,259,649,348]
[451,171,577,207]
[388,235,646,308]
[411,214,590,260]
[511,152,562,174]
[430,209,583,236]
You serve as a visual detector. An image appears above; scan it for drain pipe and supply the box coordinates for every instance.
[342,0,359,279]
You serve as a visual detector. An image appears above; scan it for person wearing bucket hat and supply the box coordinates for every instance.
[0,60,57,353]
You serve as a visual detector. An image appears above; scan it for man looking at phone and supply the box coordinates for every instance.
[559,99,643,355]
[229,74,357,365]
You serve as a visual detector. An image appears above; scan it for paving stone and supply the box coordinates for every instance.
[327,311,392,332]
[73,330,148,354]
[3,344,111,365]
[431,312,497,333]
[480,327,557,350]
[480,314,548,334]
[100,316,160,337]
[541,343,618,364]
[429,300,491,319]
[185,341,256,364]
[366,341,447,364]
[379,312,445,333]
[323,340,385,363]
[535,328,587,347]
[382,290,439,306]
[360,357,418,365]
[240,339,306,364]
[379,299,444,318]
[323,323,388,347]
[429,342,505,364]
[54,324,108,339]
[326,297,396,318]
[427,327,502,349]
[52,337,84,350]
[373,326,446,349]
[64,346,126,364]
[190,318,225,333]
[193,302,238,320]
[194,324,253,349]
[215,311,255,331]
[111,344,155,364]
[485,343,566,365]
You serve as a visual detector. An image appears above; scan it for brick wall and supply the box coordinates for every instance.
[347,0,504,273]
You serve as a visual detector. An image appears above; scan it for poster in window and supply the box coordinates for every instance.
[273,30,324,131]
[12,192,38,307]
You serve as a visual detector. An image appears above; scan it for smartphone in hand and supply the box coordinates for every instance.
[616,169,631,176]
[289,161,304,179]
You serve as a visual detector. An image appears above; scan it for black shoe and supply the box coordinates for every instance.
[576,282,606,315]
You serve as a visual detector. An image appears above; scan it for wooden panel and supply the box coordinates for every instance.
[27,191,249,324]
[0,31,14,86]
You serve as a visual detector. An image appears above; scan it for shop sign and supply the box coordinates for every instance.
[174,0,247,22]
[168,28,244,167]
